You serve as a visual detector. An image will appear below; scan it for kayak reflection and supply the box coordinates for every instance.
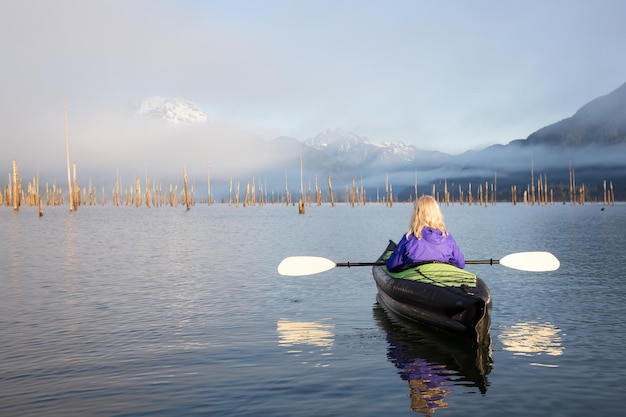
[373,300,492,414]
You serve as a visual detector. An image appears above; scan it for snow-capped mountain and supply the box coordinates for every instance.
[302,128,444,168]
[258,128,453,197]
[305,128,375,153]
[135,96,209,125]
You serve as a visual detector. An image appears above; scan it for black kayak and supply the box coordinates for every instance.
[372,241,492,346]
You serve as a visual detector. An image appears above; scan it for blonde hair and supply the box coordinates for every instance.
[407,195,448,239]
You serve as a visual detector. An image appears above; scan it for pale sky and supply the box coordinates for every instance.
[2,0,626,183]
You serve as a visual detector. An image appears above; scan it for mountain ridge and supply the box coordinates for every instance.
[523,82,626,147]
[133,83,626,200]
[270,82,626,200]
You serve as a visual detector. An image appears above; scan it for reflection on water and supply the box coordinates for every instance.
[373,302,491,415]
[498,321,563,367]
[405,363,452,414]
[277,319,334,367]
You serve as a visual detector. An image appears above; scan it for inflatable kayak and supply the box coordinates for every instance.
[372,241,492,345]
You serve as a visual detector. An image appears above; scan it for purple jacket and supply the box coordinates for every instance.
[386,227,465,271]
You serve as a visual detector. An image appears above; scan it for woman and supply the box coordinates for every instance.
[386,196,465,271]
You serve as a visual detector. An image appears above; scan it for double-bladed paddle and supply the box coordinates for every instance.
[277,251,560,276]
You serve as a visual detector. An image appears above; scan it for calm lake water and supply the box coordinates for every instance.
[1,202,624,416]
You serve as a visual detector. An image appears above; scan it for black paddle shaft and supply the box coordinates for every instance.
[465,259,500,265]
[335,260,501,268]
[335,261,385,268]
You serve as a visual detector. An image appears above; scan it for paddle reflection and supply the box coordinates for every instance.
[498,321,563,367]
[277,319,335,347]
[277,319,334,367]
[373,301,492,415]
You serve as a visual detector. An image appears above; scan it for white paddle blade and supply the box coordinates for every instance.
[499,251,560,272]
[277,256,337,276]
